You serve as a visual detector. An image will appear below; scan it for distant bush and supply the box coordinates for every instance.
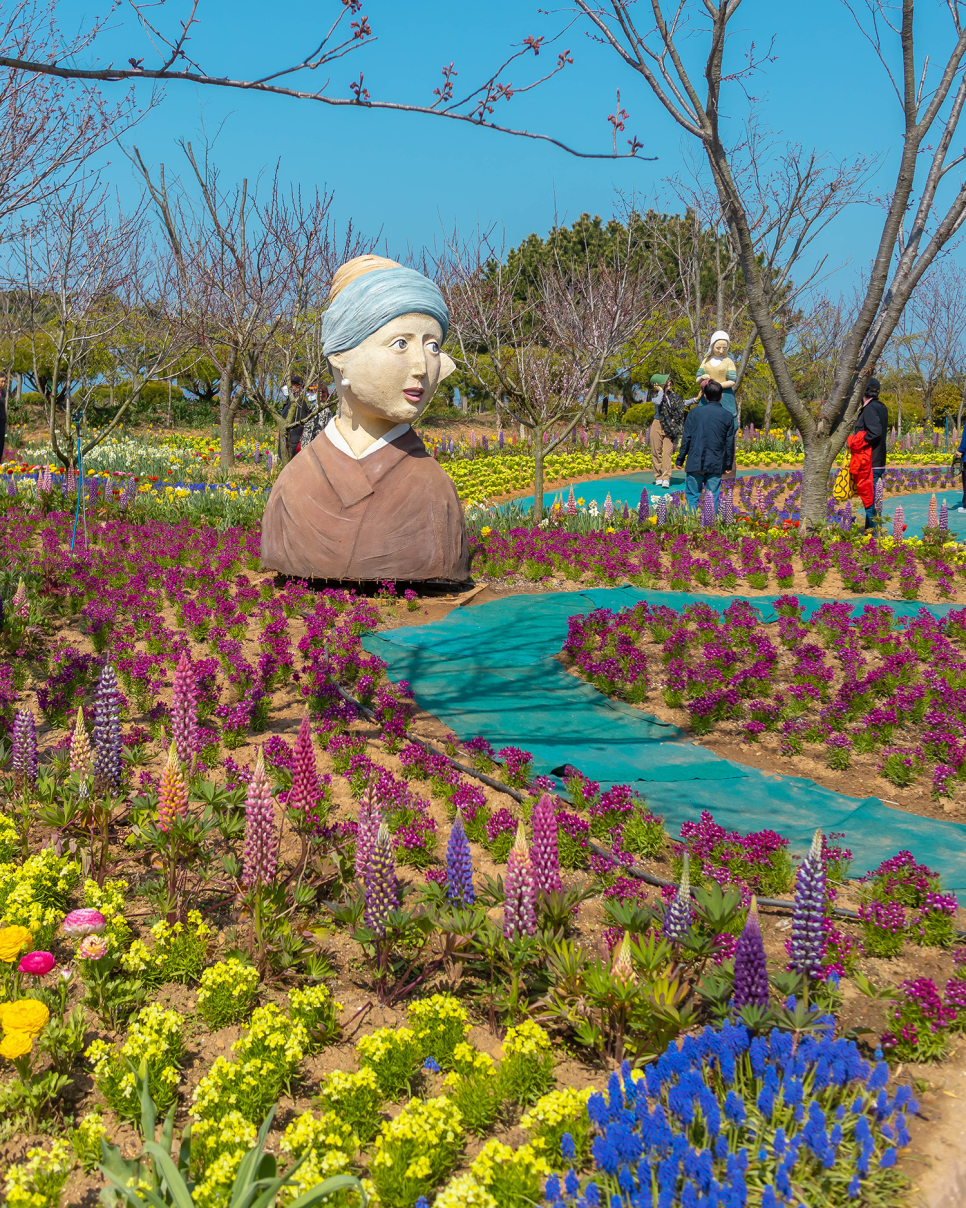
[623,403,654,426]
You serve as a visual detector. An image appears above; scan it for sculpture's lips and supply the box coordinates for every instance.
[402,388,424,402]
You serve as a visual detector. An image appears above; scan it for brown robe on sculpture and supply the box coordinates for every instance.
[261,424,469,582]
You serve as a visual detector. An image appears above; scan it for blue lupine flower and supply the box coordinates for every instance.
[867,1061,889,1092]
[724,1090,746,1125]
[618,1167,635,1194]
[591,1135,619,1177]
[761,1187,778,1208]
[588,1092,609,1126]
[657,1156,678,1192]
[414,1200,429,1208]
[772,1128,786,1156]
[583,1183,600,1206]
[545,1175,561,1201]
[681,1184,698,1208]
[561,1133,576,1161]
[847,1174,861,1198]
[896,1114,911,1147]
[565,1169,580,1195]
[422,1056,440,1073]
[879,1146,897,1168]
[756,1085,775,1120]
[715,1135,730,1161]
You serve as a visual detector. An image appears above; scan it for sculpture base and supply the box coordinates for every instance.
[272,573,475,597]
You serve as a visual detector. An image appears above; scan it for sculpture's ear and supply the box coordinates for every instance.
[439,352,457,381]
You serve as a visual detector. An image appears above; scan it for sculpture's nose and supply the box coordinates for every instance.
[410,348,428,378]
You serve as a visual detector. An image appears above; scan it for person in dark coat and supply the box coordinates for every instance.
[854,377,888,529]
[675,380,736,512]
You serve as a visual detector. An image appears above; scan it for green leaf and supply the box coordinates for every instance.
[287,1175,368,1207]
[97,1165,170,1208]
[141,1142,194,1208]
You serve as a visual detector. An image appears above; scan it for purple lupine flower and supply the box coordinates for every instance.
[288,711,322,826]
[503,821,536,940]
[656,495,668,526]
[893,503,905,541]
[93,662,123,793]
[733,896,769,1010]
[171,650,198,764]
[11,578,28,620]
[445,811,475,905]
[638,491,649,523]
[939,499,949,532]
[789,828,827,979]
[11,709,37,792]
[567,486,577,516]
[531,792,563,895]
[241,748,278,888]
[355,783,383,881]
[662,853,692,942]
[719,487,734,525]
[604,492,614,520]
[874,474,885,514]
[365,823,399,937]
[701,489,716,526]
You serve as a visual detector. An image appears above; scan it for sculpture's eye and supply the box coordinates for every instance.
[390,337,408,350]
[427,340,440,354]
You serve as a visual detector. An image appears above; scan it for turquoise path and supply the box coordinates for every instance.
[509,469,786,514]
[364,588,966,892]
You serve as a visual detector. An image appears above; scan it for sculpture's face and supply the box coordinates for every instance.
[711,339,729,357]
[330,313,456,425]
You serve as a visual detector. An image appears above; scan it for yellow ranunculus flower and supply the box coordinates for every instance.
[0,998,50,1036]
[0,1030,33,1059]
[0,925,33,963]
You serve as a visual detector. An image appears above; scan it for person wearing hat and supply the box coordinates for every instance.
[649,372,674,487]
[854,377,888,529]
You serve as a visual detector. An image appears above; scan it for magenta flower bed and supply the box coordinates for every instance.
[562,595,966,797]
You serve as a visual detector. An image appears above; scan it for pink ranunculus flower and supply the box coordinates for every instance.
[60,909,107,937]
[76,935,109,961]
[19,950,55,976]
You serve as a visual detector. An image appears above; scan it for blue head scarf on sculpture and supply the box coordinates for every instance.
[321,265,449,357]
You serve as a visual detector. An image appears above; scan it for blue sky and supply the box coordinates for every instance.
[63,0,964,284]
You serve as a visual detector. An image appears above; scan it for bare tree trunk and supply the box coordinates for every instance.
[763,391,773,436]
[801,442,836,528]
[219,371,235,473]
[167,379,172,426]
[533,424,545,523]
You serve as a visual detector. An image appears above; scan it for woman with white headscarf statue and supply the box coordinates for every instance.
[260,255,469,583]
[696,329,738,479]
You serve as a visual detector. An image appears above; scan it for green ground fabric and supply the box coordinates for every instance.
[364,588,966,891]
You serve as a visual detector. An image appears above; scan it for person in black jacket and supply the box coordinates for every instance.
[854,377,888,529]
[675,380,736,513]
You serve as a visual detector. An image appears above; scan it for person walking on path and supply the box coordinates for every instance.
[854,377,888,529]
[675,380,736,513]
[648,372,675,486]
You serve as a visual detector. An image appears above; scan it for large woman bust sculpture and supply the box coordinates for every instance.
[261,256,469,583]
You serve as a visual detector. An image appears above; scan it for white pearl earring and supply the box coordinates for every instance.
[341,378,350,388]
